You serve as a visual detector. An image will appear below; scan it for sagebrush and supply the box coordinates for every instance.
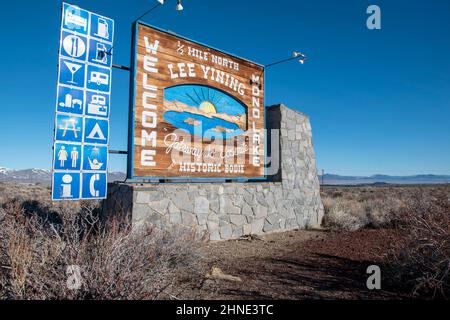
[321,185,450,299]
[0,193,204,300]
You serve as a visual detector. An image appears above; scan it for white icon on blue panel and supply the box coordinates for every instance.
[59,58,85,88]
[57,86,84,114]
[54,143,82,170]
[63,4,89,36]
[90,14,114,42]
[61,31,87,61]
[55,114,83,143]
[88,39,112,67]
[82,173,107,199]
[85,91,109,118]
[84,118,109,144]
[86,65,110,92]
[83,145,107,171]
[53,172,81,200]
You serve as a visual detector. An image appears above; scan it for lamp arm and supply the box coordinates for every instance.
[134,3,162,23]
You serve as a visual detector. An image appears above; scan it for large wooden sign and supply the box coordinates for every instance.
[129,23,265,179]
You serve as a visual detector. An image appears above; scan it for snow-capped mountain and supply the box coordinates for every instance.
[0,168,52,183]
[0,167,126,184]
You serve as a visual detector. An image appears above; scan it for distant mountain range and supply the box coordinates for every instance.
[1,167,448,185]
[0,167,126,184]
[319,173,450,185]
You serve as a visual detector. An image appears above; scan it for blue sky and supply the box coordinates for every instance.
[164,85,247,116]
[0,0,449,176]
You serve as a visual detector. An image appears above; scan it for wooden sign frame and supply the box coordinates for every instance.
[128,22,266,180]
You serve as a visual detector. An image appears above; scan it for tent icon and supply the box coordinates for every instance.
[87,123,106,140]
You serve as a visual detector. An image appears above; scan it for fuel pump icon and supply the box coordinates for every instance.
[93,42,108,64]
[95,18,109,39]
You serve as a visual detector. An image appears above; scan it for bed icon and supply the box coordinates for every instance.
[64,5,88,32]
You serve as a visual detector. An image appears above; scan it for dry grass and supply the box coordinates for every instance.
[321,187,406,231]
[0,185,204,300]
[321,185,450,299]
[387,189,450,299]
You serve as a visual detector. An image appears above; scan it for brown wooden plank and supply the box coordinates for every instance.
[132,24,266,179]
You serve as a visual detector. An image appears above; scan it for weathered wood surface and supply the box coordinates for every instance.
[132,23,265,178]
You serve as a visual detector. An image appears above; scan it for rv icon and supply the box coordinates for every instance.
[86,65,111,92]
[89,71,109,86]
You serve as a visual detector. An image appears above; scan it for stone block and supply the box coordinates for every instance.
[232,227,243,238]
[181,211,196,227]
[148,191,164,202]
[169,211,182,224]
[207,220,219,232]
[209,230,221,241]
[230,214,246,226]
[197,213,208,226]
[220,195,241,214]
[220,225,232,239]
[243,224,252,235]
[194,196,210,214]
[255,205,268,218]
[135,192,150,204]
[251,218,265,235]
[242,203,254,216]
[149,199,170,215]
[170,192,194,213]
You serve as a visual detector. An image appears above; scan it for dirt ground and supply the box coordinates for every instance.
[181,228,408,300]
[2,183,446,300]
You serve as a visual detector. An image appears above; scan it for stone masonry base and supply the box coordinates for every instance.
[103,104,324,241]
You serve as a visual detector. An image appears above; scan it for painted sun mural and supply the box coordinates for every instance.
[163,85,248,140]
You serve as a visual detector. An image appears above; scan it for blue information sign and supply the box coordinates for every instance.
[85,91,109,118]
[88,39,113,68]
[54,143,82,171]
[59,58,86,88]
[84,118,109,145]
[82,173,107,199]
[60,31,88,61]
[56,86,85,114]
[52,3,114,201]
[55,114,83,143]
[62,3,89,36]
[82,145,108,171]
[52,172,81,200]
[86,65,111,93]
[90,13,114,43]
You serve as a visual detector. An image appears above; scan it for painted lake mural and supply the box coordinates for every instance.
[163,85,248,140]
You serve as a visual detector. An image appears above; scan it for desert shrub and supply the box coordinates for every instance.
[323,200,369,231]
[321,187,408,231]
[363,197,405,228]
[0,199,203,300]
[387,190,450,299]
